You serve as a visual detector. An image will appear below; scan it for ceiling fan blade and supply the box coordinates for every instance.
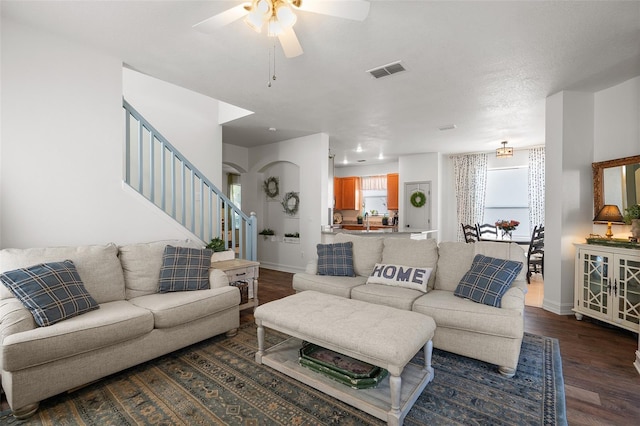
[278,27,304,58]
[192,4,249,33]
[297,0,370,21]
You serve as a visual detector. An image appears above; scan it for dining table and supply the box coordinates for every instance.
[480,235,530,246]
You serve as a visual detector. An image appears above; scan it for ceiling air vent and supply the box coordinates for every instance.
[366,61,406,79]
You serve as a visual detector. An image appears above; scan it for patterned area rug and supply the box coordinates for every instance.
[0,324,566,425]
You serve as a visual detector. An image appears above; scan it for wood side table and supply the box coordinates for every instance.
[211,259,259,311]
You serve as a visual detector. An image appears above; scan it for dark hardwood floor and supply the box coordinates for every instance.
[250,268,640,426]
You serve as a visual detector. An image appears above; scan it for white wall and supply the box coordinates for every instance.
[0,20,220,248]
[545,91,596,315]
[243,134,329,273]
[594,76,640,162]
[398,153,440,237]
[335,162,399,177]
[123,68,222,188]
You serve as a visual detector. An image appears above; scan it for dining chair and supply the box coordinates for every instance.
[526,225,544,283]
[476,223,498,239]
[461,223,479,243]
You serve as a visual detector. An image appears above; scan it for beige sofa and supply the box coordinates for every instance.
[293,233,527,377]
[0,240,240,418]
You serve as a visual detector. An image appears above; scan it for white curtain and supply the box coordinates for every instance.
[451,153,488,241]
[528,147,545,232]
[361,175,387,190]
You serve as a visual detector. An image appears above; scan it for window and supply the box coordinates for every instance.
[483,167,529,238]
[228,174,241,229]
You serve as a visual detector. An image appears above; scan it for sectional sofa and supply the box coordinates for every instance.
[0,240,240,418]
[293,233,528,377]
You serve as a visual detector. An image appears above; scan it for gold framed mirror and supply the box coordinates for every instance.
[592,154,640,217]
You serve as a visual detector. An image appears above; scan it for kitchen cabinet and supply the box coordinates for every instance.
[334,177,360,211]
[573,244,640,333]
[387,173,399,211]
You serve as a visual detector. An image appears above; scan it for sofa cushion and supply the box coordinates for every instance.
[1,300,153,371]
[412,290,524,339]
[0,244,125,304]
[334,233,383,277]
[128,286,239,329]
[158,246,212,293]
[316,242,355,277]
[366,263,432,292]
[0,260,99,327]
[382,238,438,290]
[351,284,425,311]
[454,255,523,307]
[292,273,367,298]
[434,242,476,292]
[118,240,202,299]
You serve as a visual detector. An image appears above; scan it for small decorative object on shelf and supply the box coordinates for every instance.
[262,176,280,199]
[283,232,300,244]
[259,228,275,239]
[495,219,519,239]
[410,190,426,208]
[623,204,640,239]
[357,215,363,224]
[281,191,300,216]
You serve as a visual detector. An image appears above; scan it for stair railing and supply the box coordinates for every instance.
[123,99,257,261]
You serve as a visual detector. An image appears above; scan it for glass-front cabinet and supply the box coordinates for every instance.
[574,244,640,333]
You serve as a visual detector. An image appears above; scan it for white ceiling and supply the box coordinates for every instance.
[3,1,639,167]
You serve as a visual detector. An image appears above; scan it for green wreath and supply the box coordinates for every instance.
[410,191,426,208]
[281,191,300,216]
[262,176,279,199]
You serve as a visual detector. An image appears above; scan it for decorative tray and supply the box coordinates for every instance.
[298,343,388,389]
[585,237,640,249]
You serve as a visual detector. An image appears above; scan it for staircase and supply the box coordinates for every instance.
[123,99,257,261]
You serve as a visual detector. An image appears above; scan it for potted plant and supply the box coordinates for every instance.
[284,232,300,244]
[623,204,640,239]
[207,237,235,262]
[381,215,389,226]
[259,228,275,240]
[206,237,226,252]
[357,215,363,224]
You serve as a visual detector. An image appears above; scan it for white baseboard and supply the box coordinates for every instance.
[541,299,575,316]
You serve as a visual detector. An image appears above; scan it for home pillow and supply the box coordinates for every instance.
[454,254,523,307]
[158,246,213,293]
[366,263,432,292]
[316,242,355,277]
[0,260,99,327]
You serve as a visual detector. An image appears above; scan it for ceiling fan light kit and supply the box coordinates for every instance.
[194,0,370,59]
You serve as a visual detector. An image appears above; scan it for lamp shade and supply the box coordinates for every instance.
[593,204,624,223]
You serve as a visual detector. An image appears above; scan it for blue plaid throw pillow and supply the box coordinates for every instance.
[454,254,523,307]
[158,246,213,293]
[0,260,99,327]
[317,242,355,277]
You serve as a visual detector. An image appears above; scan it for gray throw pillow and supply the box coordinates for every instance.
[0,260,99,327]
[454,254,523,307]
[158,246,212,293]
[317,242,356,277]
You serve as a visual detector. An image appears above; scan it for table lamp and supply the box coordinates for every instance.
[593,204,624,239]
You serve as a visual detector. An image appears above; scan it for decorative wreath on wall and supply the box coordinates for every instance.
[281,191,300,216]
[410,190,427,208]
[262,176,279,199]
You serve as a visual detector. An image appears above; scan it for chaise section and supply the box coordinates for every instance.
[292,273,367,297]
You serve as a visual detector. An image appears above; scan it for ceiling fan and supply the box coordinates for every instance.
[193,0,370,58]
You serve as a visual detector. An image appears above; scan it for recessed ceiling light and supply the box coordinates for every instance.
[378,153,384,160]
[356,145,363,153]
[268,127,277,131]
[438,124,457,131]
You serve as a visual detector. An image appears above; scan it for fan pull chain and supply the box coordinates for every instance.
[268,40,277,88]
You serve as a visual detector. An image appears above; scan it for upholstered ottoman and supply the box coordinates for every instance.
[254,291,436,426]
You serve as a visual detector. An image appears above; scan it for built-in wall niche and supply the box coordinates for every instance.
[262,161,300,239]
